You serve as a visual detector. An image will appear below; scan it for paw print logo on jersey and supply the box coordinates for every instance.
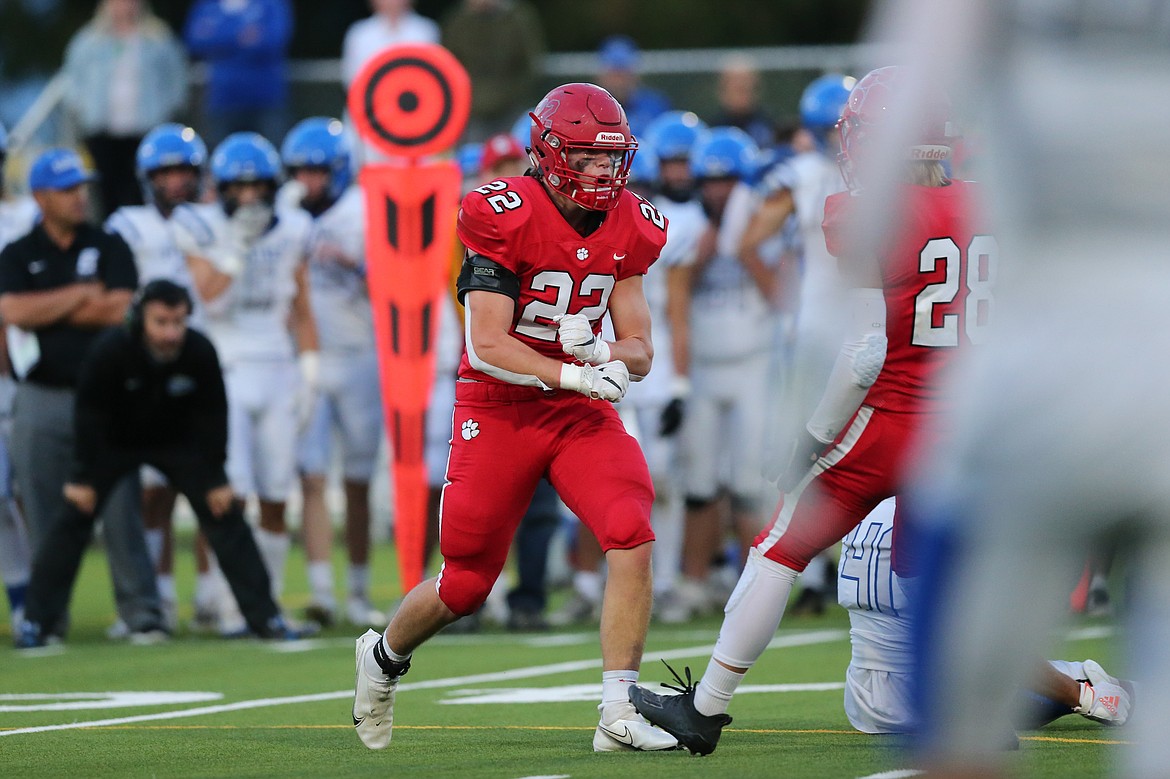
[461,419,480,441]
[576,248,589,261]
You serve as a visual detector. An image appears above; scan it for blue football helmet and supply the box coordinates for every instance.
[690,127,759,181]
[281,117,352,199]
[211,132,282,187]
[644,110,708,162]
[456,142,484,179]
[137,123,207,177]
[627,146,658,188]
[510,112,533,152]
[800,73,856,132]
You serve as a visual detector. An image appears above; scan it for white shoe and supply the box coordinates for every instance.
[655,579,712,625]
[593,701,679,752]
[353,628,407,750]
[549,591,600,626]
[345,596,386,627]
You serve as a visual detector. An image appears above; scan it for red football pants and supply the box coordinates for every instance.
[436,381,655,615]
[755,405,931,573]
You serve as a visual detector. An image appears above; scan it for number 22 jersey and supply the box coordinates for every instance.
[455,175,668,385]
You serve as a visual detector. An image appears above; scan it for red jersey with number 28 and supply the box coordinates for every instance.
[456,174,668,385]
[822,180,997,416]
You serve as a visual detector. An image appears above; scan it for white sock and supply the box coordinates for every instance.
[255,528,291,601]
[0,500,30,583]
[194,571,217,610]
[144,528,164,570]
[573,570,604,603]
[363,631,410,678]
[348,564,370,600]
[601,669,639,711]
[693,547,800,715]
[307,561,335,608]
[694,661,747,716]
[212,563,245,633]
[156,574,177,604]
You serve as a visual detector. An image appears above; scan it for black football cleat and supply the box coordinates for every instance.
[628,662,732,756]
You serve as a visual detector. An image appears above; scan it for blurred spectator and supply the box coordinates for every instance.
[441,0,545,142]
[183,0,293,147]
[341,0,439,87]
[340,0,439,168]
[62,0,188,218]
[0,148,163,643]
[595,35,670,137]
[710,55,776,150]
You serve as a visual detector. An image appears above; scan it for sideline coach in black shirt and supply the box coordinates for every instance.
[0,147,163,639]
[17,280,298,647]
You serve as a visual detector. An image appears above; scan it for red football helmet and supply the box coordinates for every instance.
[529,83,638,211]
[836,65,958,192]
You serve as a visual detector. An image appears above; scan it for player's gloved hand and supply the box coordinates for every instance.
[1075,660,1134,726]
[554,313,611,364]
[772,426,833,493]
[220,201,273,277]
[295,350,321,432]
[659,375,691,437]
[560,360,629,402]
[276,180,308,213]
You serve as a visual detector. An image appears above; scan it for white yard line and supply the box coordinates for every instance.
[854,770,924,779]
[0,628,846,737]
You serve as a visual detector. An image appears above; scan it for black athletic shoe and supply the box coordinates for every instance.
[628,662,732,756]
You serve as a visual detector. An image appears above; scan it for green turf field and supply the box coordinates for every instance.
[0,539,1127,778]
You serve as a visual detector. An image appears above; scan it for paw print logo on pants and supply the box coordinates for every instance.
[461,419,480,441]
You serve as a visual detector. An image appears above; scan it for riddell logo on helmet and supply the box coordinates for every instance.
[911,146,951,161]
[595,132,627,144]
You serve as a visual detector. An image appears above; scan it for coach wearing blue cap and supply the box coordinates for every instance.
[0,147,166,644]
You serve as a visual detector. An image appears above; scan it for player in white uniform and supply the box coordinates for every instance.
[839,500,1132,736]
[0,120,38,633]
[664,127,786,622]
[172,132,319,633]
[280,117,384,628]
[104,123,209,633]
[738,75,858,614]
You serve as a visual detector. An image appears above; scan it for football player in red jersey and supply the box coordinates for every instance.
[352,82,678,753]
[628,66,996,755]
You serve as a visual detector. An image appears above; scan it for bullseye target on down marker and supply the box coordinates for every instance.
[347,44,471,159]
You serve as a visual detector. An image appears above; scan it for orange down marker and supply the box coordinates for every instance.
[347,44,470,593]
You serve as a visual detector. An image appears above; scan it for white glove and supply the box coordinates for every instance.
[276,180,308,213]
[560,360,629,402]
[554,313,611,364]
[1074,660,1134,726]
[295,351,321,432]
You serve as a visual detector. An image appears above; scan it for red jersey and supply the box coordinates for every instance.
[823,180,995,415]
[455,175,668,384]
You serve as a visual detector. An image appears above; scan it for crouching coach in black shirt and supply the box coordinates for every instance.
[17,280,305,646]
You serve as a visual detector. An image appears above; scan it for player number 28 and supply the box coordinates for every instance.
[912,234,998,348]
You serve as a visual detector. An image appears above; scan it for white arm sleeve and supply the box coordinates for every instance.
[806,288,887,443]
[463,294,552,390]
